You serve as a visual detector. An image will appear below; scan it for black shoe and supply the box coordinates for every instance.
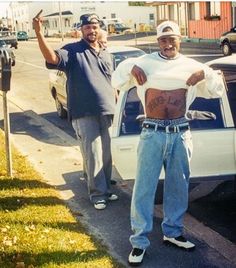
[163,235,195,250]
[110,179,117,185]
[128,248,146,266]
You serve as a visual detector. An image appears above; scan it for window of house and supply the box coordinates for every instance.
[64,18,70,27]
[168,5,175,21]
[206,1,221,16]
[149,13,154,21]
[111,13,116,19]
[189,2,196,20]
[211,2,221,15]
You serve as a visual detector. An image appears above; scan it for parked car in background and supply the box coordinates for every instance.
[220,26,236,56]
[112,23,133,34]
[49,46,145,118]
[0,29,18,49]
[0,39,16,66]
[17,31,29,41]
[111,56,236,182]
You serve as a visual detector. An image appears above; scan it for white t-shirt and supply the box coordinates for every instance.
[111,52,224,115]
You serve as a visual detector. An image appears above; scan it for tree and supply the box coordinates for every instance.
[128,2,145,6]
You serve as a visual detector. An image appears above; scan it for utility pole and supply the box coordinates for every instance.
[58,1,64,42]
[10,2,15,31]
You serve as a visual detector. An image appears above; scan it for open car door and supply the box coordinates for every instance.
[111,83,236,181]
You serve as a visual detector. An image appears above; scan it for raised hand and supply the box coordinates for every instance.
[186,70,205,86]
[131,65,147,85]
[33,9,43,34]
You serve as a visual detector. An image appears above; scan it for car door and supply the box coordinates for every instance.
[55,71,67,107]
[111,82,236,180]
[229,27,236,51]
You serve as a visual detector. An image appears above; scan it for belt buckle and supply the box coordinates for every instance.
[165,125,170,133]
[166,125,178,133]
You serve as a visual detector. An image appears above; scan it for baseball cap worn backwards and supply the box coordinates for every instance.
[156,21,181,39]
[80,13,100,27]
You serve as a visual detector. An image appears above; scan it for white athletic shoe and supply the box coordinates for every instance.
[94,200,106,210]
[163,235,195,250]
[128,248,146,266]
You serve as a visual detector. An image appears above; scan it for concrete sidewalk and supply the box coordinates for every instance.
[1,92,236,267]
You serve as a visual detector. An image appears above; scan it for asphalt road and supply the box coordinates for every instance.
[1,38,235,267]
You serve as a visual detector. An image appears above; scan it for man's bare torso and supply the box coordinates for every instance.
[145,88,187,119]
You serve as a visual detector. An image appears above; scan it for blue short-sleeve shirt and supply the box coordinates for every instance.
[46,39,115,120]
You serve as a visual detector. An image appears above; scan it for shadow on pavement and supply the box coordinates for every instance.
[0,110,76,147]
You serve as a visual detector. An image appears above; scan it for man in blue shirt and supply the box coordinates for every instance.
[33,12,118,210]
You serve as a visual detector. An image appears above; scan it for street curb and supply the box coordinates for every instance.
[154,205,236,266]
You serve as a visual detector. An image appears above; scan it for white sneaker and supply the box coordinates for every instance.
[94,200,106,210]
[163,235,195,250]
[108,193,118,201]
[128,248,146,266]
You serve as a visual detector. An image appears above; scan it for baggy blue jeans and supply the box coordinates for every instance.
[130,119,193,250]
[72,115,113,203]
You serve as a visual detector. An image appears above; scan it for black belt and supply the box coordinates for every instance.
[142,122,190,133]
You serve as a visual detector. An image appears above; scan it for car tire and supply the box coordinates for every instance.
[222,42,232,56]
[55,95,67,119]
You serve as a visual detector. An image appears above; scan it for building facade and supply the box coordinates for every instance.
[6,1,156,38]
[149,1,234,40]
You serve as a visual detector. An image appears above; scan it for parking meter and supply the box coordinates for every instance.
[0,48,12,91]
[0,48,13,177]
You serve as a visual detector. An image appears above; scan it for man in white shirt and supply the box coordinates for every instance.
[112,21,224,266]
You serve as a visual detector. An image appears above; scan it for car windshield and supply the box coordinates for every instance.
[115,23,126,28]
[113,50,145,68]
[0,40,7,47]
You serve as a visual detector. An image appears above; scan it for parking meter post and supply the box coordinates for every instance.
[2,91,12,177]
[0,48,13,177]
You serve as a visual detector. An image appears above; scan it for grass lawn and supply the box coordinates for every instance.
[0,130,124,268]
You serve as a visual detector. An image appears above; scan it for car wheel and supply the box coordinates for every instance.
[55,95,67,119]
[222,42,232,56]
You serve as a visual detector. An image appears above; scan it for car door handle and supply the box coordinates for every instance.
[117,145,134,151]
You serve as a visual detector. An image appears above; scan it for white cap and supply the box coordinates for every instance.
[156,21,181,39]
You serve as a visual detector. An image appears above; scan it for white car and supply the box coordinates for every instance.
[111,56,236,181]
[49,46,145,118]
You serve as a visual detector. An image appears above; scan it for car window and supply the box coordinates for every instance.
[112,50,145,68]
[210,64,236,126]
[120,87,143,135]
[188,97,224,129]
[120,87,225,136]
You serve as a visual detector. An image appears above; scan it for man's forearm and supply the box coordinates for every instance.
[36,32,59,65]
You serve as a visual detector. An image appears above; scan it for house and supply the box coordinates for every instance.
[188,1,232,40]
[147,1,234,41]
